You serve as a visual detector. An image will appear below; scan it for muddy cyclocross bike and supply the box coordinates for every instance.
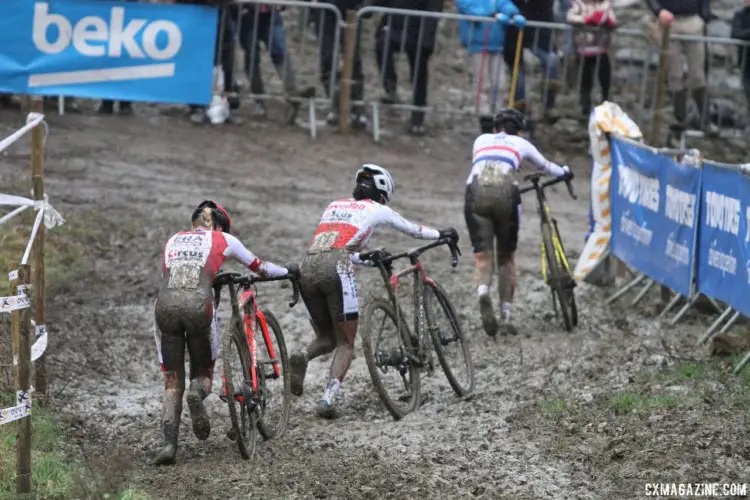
[518,171,579,332]
[357,237,474,420]
[213,270,300,460]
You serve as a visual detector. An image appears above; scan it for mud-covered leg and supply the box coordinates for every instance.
[474,250,499,337]
[289,317,336,396]
[184,306,215,441]
[154,330,185,466]
[496,250,518,336]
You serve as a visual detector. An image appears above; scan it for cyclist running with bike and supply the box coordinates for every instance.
[153,200,297,465]
[290,164,458,414]
[465,108,573,336]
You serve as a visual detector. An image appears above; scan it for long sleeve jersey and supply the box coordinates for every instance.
[467,132,566,184]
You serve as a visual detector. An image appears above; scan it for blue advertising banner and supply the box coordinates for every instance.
[695,162,750,317]
[0,0,217,105]
[610,137,701,296]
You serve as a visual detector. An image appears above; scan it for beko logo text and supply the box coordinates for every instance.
[32,2,183,59]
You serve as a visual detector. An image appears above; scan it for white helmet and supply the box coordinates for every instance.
[355,164,395,203]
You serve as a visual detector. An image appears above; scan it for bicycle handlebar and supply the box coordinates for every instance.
[520,172,577,200]
[213,271,301,308]
[359,237,461,270]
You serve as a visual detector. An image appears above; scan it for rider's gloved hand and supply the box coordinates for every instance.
[439,227,459,242]
[495,13,510,25]
[561,165,574,180]
[285,262,301,278]
[511,14,527,28]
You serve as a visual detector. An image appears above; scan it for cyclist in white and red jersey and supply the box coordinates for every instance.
[290,164,457,414]
[153,200,296,465]
[465,108,572,336]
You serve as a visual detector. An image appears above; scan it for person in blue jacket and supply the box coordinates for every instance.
[456,0,526,133]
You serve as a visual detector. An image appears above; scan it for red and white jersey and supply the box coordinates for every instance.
[307,198,440,253]
[162,230,287,285]
[468,132,566,185]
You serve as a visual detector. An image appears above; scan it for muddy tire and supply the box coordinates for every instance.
[541,222,575,332]
[256,310,291,440]
[552,219,578,328]
[360,297,420,420]
[222,320,257,460]
[425,280,475,397]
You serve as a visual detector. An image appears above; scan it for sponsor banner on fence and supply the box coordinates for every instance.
[610,137,701,297]
[696,162,750,317]
[0,0,217,105]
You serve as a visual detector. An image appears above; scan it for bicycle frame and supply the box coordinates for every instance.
[219,282,282,406]
[376,255,437,358]
[522,177,573,282]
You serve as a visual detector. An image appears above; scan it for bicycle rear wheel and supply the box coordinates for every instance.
[360,297,420,420]
[424,280,474,397]
[541,221,574,332]
[255,310,291,440]
[222,320,257,460]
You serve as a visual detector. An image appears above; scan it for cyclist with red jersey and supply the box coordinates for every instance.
[289,165,458,415]
[153,200,297,465]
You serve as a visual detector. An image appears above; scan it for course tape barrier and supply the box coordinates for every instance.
[0,391,31,426]
[13,324,49,367]
[575,101,642,283]
[610,136,701,298]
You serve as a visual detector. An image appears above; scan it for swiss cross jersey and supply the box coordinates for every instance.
[467,132,566,185]
[162,230,287,284]
[307,198,440,253]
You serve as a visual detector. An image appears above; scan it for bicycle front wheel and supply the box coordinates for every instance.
[360,297,420,420]
[222,320,257,460]
[552,220,578,328]
[425,280,475,397]
[541,222,574,332]
[255,310,291,440]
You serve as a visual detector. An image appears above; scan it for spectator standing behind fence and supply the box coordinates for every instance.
[456,0,519,134]
[511,0,560,123]
[645,0,718,135]
[372,0,444,136]
[169,0,238,124]
[566,0,615,118]
[238,4,315,122]
[310,0,368,128]
[731,0,750,126]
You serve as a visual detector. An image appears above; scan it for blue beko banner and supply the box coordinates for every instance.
[610,137,701,296]
[0,0,217,105]
[696,162,750,317]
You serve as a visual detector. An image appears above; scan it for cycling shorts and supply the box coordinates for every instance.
[464,178,521,254]
[299,249,359,331]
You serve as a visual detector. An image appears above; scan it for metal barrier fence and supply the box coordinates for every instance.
[41,2,750,142]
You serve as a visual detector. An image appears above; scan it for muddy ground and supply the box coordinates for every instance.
[0,99,748,500]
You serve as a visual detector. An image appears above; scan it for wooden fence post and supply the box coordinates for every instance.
[649,25,672,304]
[30,97,47,395]
[10,264,32,495]
[338,10,357,134]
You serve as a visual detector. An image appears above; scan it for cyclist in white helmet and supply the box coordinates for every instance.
[290,164,458,414]
[465,108,572,336]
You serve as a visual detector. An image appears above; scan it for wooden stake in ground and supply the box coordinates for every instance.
[338,10,357,134]
[649,26,672,304]
[10,264,32,494]
[30,97,47,395]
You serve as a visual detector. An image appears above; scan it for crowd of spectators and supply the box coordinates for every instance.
[2,0,748,136]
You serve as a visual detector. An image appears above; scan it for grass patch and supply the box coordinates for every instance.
[0,216,102,289]
[0,393,150,499]
[608,392,678,415]
[538,395,569,417]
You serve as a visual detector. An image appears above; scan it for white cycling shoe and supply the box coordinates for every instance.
[317,378,342,418]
